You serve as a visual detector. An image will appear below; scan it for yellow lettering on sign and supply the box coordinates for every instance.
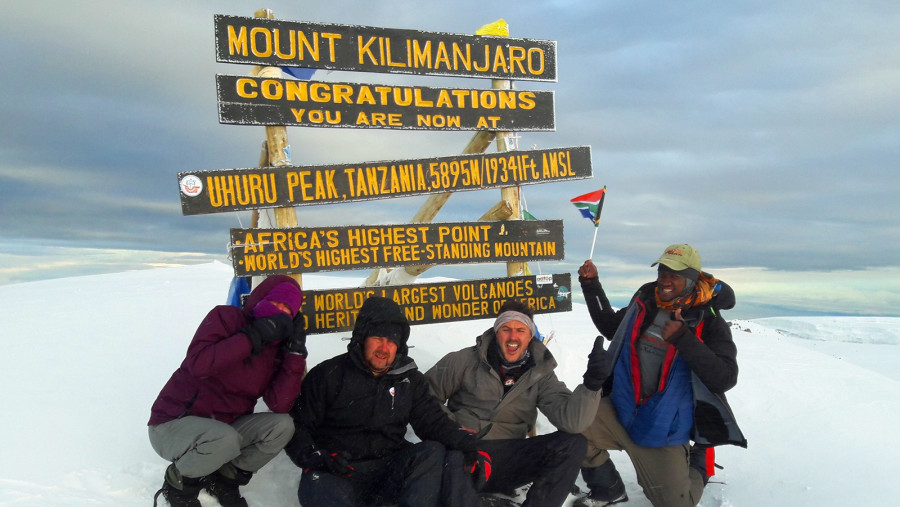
[492,241,557,258]
[437,224,492,243]
[353,37,547,77]
[207,174,277,208]
[226,24,342,63]
[431,300,491,319]
[227,26,248,56]
[476,116,501,129]
[417,114,461,128]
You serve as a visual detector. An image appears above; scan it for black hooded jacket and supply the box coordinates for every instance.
[285,297,476,464]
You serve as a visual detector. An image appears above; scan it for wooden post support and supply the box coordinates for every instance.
[251,8,302,287]
[493,78,527,277]
[249,140,270,229]
[361,130,497,286]
[401,199,514,277]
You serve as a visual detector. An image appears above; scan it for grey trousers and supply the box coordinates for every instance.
[149,413,294,479]
[582,398,705,507]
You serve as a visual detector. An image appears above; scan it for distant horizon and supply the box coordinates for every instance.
[4,241,897,320]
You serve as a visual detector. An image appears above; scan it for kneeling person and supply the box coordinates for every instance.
[578,245,747,507]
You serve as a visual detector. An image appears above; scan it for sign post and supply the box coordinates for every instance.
[229,219,565,277]
[301,274,572,334]
[181,11,584,331]
[253,8,300,286]
[177,146,592,215]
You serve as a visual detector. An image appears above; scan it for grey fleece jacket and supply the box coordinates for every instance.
[424,328,601,440]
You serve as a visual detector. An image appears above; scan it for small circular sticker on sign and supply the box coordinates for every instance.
[180,175,203,197]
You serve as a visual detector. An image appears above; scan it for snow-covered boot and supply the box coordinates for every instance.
[577,460,628,506]
[200,462,252,507]
[152,464,202,507]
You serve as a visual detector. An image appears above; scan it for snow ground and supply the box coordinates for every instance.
[1,262,898,506]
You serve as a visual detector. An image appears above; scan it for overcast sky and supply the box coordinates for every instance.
[2,0,898,318]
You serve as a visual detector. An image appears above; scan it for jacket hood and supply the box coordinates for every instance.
[349,296,411,357]
[709,278,735,311]
[242,275,302,318]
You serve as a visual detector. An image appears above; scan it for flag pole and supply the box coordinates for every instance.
[589,225,599,260]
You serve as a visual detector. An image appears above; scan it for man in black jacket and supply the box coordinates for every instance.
[576,244,746,507]
[285,296,489,506]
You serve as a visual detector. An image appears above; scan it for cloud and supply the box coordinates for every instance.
[1,0,898,316]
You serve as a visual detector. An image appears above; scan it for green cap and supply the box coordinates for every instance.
[651,244,702,273]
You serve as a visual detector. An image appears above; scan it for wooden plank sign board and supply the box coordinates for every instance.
[214,14,557,81]
[230,220,564,276]
[300,273,572,334]
[178,146,591,215]
[216,75,555,131]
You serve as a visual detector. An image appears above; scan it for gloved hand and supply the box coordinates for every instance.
[583,335,610,391]
[464,450,492,491]
[301,447,355,477]
[244,313,293,355]
[284,313,308,356]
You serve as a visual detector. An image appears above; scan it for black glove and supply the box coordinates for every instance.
[284,313,308,356]
[583,335,611,391]
[244,313,293,355]
[464,450,492,491]
[301,447,355,477]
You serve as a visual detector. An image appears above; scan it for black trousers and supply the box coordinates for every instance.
[450,431,587,507]
[297,441,445,506]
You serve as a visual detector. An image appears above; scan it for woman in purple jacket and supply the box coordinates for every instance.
[149,275,308,507]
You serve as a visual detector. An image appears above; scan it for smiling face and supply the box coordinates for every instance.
[363,336,398,375]
[657,270,688,302]
[495,320,533,362]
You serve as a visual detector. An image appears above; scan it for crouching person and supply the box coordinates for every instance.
[425,300,607,507]
[149,275,309,506]
[285,296,490,506]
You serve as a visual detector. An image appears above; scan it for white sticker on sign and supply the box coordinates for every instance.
[180,175,203,197]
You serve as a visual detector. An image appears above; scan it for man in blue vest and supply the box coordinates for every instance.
[576,244,746,507]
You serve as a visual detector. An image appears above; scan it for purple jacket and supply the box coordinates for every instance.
[148,275,306,425]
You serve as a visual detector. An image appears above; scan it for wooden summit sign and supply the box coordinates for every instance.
[178,146,591,215]
[214,14,557,81]
[230,220,564,276]
[216,75,555,131]
[301,273,572,334]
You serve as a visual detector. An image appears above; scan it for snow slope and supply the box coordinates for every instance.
[1,262,898,506]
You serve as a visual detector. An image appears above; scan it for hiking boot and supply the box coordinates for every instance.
[152,464,202,507]
[200,463,252,507]
[580,460,628,505]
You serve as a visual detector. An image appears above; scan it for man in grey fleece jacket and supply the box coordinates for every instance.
[425,299,608,507]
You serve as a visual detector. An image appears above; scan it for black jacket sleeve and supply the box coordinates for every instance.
[669,311,738,393]
[580,275,628,339]
[407,371,478,452]
[284,360,334,466]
